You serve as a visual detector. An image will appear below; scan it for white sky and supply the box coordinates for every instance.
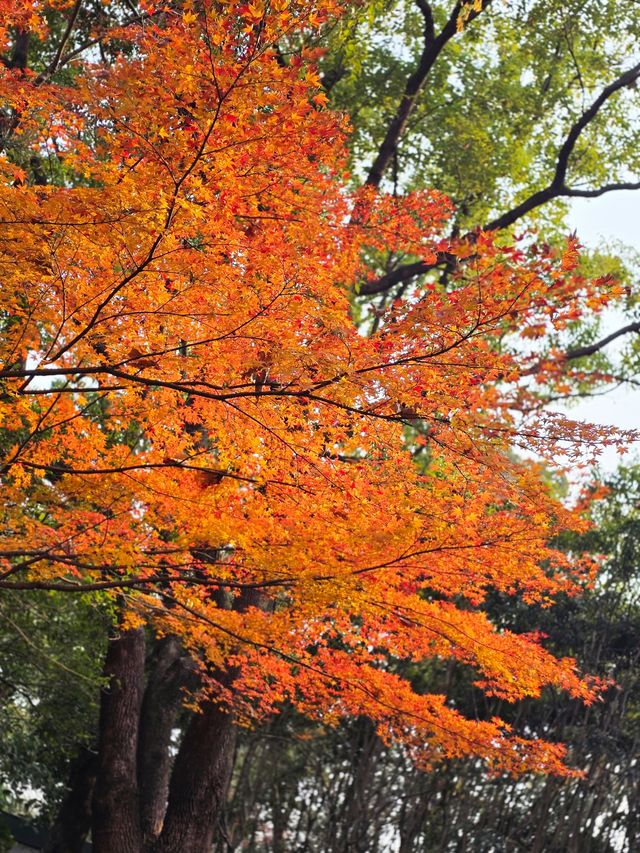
[561,193,640,472]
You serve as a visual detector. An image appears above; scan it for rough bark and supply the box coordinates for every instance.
[151,688,237,853]
[92,626,146,853]
[149,591,266,853]
[334,718,380,853]
[137,635,198,846]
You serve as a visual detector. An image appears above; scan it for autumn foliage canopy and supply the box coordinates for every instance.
[0,0,632,777]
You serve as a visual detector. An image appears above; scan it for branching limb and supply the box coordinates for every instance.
[485,60,640,231]
[362,61,640,294]
[365,0,491,188]
[45,0,84,78]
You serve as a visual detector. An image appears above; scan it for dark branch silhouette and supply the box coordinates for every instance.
[365,0,491,188]
[565,321,640,361]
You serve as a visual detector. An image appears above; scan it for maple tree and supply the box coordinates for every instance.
[219,465,640,852]
[0,1,636,850]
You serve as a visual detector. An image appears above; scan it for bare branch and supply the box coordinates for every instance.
[0,575,292,593]
[414,0,436,41]
[563,181,640,199]
[359,256,445,295]
[485,60,640,231]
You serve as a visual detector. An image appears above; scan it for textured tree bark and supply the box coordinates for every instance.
[137,635,198,846]
[43,747,98,853]
[92,625,146,853]
[149,588,269,852]
[151,687,237,853]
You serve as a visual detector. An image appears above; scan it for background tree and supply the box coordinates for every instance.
[321,0,640,391]
[0,592,106,824]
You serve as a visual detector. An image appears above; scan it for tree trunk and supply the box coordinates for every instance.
[9,30,29,69]
[138,635,197,846]
[152,686,237,853]
[149,587,269,852]
[92,626,146,853]
[43,747,97,853]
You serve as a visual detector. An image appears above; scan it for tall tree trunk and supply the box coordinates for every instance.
[43,747,98,853]
[92,625,146,853]
[9,30,29,69]
[138,635,198,846]
[151,587,268,852]
[151,686,237,853]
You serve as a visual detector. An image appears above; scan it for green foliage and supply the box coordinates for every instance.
[321,0,640,396]
[324,0,640,231]
[0,591,108,818]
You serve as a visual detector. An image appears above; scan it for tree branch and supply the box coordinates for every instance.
[0,575,292,593]
[365,0,491,188]
[415,0,436,42]
[484,60,640,232]
[562,181,640,199]
[359,256,446,295]
[45,0,84,77]
[565,321,640,361]
[362,61,640,293]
